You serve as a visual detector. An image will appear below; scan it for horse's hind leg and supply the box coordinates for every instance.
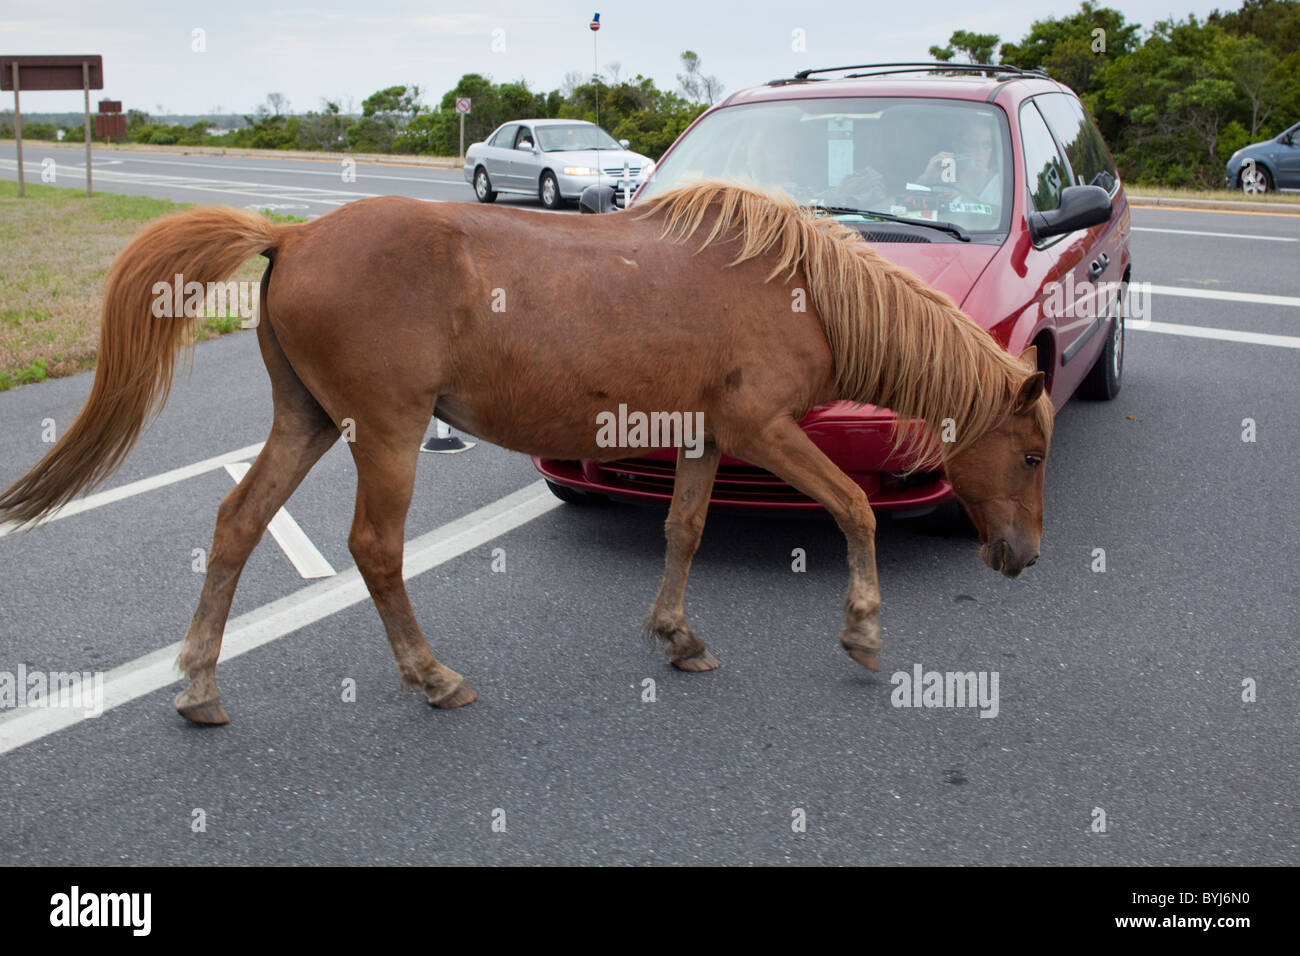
[732,419,883,671]
[346,421,476,709]
[175,321,340,724]
[648,442,722,671]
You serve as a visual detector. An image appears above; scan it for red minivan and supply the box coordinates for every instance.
[534,63,1131,513]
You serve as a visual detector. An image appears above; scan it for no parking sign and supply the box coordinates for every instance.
[455,98,471,160]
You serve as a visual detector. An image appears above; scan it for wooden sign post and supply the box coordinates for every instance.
[1,55,104,197]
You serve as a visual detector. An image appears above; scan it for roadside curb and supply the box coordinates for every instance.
[1128,194,1300,214]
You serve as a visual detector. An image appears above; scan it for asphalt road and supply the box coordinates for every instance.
[0,143,542,213]
[0,149,1296,865]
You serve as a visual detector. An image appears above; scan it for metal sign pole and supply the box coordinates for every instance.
[82,60,92,196]
[12,62,22,197]
[459,111,464,163]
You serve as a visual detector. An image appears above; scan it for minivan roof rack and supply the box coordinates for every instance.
[788,62,1048,82]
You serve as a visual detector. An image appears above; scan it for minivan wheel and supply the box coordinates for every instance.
[1079,285,1125,400]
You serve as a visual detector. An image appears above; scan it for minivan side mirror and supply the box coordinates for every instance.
[580,184,618,214]
[1029,184,1112,242]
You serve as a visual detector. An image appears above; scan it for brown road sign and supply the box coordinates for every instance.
[3,55,104,197]
[1,55,103,91]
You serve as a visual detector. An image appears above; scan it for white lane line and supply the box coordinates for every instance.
[0,481,560,755]
[223,461,335,579]
[1148,284,1300,308]
[81,154,467,186]
[0,442,265,538]
[0,159,379,208]
[1133,227,1297,242]
[1130,321,1300,348]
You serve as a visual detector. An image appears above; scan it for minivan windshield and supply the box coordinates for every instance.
[639,97,1012,234]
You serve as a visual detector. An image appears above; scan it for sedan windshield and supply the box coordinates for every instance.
[640,97,1012,234]
[536,124,622,152]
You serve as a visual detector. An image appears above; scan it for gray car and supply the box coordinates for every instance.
[464,118,654,209]
[1225,120,1300,194]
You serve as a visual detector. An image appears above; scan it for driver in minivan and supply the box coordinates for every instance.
[915,121,1001,204]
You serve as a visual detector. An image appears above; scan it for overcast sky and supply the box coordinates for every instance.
[3,1,1228,116]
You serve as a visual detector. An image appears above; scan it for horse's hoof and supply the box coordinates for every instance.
[844,646,880,672]
[672,649,720,672]
[428,681,478,709]
[174,691,231,725]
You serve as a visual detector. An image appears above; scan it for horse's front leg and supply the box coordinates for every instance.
[839,509,882,671]
[647,441,722,670]
[734,419,883,671]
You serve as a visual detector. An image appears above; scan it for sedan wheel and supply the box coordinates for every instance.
[1241,163,1272,195]
[540,171,562,209]
[474,167,498,204]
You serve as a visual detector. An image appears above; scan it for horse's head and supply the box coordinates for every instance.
[943,350,1050,579]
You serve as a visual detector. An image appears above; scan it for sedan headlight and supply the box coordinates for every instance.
[563,166,597,176]
[1230,149,1243,161]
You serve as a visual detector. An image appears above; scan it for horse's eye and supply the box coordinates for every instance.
[1024,455,1043,469]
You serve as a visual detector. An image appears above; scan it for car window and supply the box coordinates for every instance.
[640,96,1012,234]
[1019,102,1069,213]
[514,126,535,150]
[536,124,622,151]
[490,124,520,148]
[1034,93,1117,193]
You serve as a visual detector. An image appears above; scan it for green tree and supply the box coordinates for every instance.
[930,30,1001,64]
[1000,2,1142,94]
[297,100,353,151]
[348,85,426,152]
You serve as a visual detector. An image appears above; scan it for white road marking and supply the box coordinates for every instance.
[0,159,377,208]
[0,481,560,754]
[0,442,265,538]
[1147,284,1300,308]
[1133,227,1297,242]
[1129,321,1300,348]
[223,461,335,578]
[75,153,466,186]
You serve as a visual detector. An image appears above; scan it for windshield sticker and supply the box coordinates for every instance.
[827,118,854,188]
[948,201,993,215]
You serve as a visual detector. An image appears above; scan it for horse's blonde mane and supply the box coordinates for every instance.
[634,179,1053,462]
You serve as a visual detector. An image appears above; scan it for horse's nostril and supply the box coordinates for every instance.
[1026,555,1038,567]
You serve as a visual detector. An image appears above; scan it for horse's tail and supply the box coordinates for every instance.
[0,207,287,529]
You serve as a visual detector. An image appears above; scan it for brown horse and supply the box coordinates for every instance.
[0,180,1051,725]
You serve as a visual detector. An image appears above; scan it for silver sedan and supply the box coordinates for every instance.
[464,118,654,209]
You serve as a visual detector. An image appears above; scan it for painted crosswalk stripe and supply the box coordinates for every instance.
[1129,320,1300,348]
[0,442,265,538]
[223,461,335,579]
[0,481,561,755]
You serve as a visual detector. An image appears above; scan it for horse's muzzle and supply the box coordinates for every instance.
[981,539,1038,579]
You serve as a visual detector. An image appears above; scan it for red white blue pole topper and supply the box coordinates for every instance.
[590,14,601,129]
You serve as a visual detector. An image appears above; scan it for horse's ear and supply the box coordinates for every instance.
[1015,371,1046,411]
[1018,345,1038,370]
